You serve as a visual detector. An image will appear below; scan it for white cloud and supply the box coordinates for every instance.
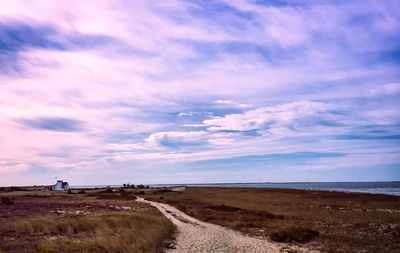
[368,82,400,97]
[214,99,252,109]
[145,131,209,147]
[182,124,206,128]
[204,100,338,132]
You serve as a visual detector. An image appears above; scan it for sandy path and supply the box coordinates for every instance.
[137,197,281,253]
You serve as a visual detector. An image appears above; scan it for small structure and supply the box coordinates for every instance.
[52,180,69,191]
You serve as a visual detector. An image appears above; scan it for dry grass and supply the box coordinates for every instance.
[0,192,175,253]
[147,187,400,253]
[270,227,319,243]
[12,213,174,253]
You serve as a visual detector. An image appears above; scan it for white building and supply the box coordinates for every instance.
[52,180,69,191]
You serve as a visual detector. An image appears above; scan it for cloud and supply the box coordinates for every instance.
[17,117,83,132]
[145,131,209,148]
[0,0,399,185]
[214,99,252,108]
[203,100,340,132]
[0,21,115,74]
[178,112,200,117]
[368,82,400,97]
[182,124,206,128]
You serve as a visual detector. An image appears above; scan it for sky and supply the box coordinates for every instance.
[0,0,399,186]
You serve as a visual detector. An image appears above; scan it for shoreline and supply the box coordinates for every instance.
[78,181,400,196]
[3,181,399,196]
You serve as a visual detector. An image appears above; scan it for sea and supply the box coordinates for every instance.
[72,181,400,196]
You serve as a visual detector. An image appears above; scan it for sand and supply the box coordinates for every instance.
[137,197,281,253]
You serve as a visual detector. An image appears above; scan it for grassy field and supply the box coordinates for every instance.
[0,190,175,253]
[146,187,400,253]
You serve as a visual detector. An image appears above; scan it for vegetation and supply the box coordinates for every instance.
[270,227,319,243]
[147,187,400,252]
[13,212,174,253]
[1,196,14,205]
[0,191,175,253]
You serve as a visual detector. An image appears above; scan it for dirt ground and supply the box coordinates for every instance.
[138,197,285,253]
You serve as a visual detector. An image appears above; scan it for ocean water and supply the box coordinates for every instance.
[150,181,400,196]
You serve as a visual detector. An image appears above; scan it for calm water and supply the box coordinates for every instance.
[71,181,400,196]
[150,181,400,196]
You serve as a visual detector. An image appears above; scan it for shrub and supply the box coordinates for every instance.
[78,190,86,194]
[1,196,14,205]
[270,227,319,243]
[101,188,114,193]
[138,191,145,195]
[153,189,172,194]
[206,204,241,212]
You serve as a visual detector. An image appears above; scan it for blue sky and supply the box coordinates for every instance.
[0,0,399,186]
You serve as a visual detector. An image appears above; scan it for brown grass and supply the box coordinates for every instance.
[0,191,175,253]
[146,187,400,253]
[12,212,174,253]
[270,227,319,243]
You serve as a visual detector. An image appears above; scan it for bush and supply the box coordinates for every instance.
[101,188,114,193]
[206,204,241,212]
[153,189,172,194]
[270,227,319,243]
[1,196,14,205]
[78,190,86,194]
[137,191,145,195]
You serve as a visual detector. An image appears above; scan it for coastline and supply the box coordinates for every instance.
[69,181,400,196]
